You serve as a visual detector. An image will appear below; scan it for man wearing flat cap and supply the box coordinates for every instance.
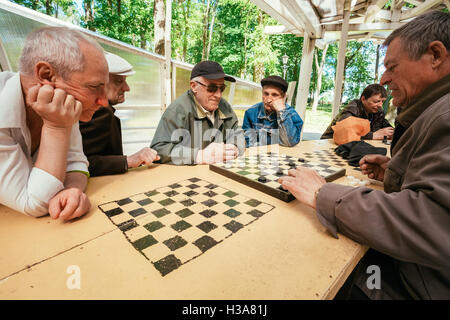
[80,52,159,176]
[151,60,244,164]
[242,75,303,147]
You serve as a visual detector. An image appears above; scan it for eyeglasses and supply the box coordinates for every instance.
[195,81,226,93]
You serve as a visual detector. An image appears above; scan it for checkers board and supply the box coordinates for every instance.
[209,152,346,202]
[98,178,274,276]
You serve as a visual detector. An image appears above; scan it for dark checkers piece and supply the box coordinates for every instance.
[163,235,188,251]
[153,254,182,276]
[298,158,305,162]
[98,177,275,277]
[258,176,267,183]
[288,161,297,168]
[224,220,244,233]
[193,235,218,253]
[275,169,284,176]
[196,221,217,233]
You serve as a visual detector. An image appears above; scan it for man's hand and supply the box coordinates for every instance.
[271,97,286,112]
[48,188,91,221]
[372,127,394,140]
[127,147,160,169]
[359,154,391,181]
[196,142,239,164]
[27,84,82,129]
[278,167,326,209]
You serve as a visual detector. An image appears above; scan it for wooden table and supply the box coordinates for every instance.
[0,139,388,300]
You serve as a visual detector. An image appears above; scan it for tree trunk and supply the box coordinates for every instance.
[154,0,166,55]
[252,12,265,82]
[206,0,219,60]
[241,14,249,79]
[83,0,95,31]
[201,0,211,61]
[117,0,121,16]
[182,0,191,62]
[311,44,329,112]
[375,44,380,82]
[45,0,52,15]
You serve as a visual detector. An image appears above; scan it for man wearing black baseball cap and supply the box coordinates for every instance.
[242,75,303,147]
[151,60,244,164]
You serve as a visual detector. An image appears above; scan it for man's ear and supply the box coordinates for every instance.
[34,61,56,86]
[190,80,197,93]
[428,41,447,69]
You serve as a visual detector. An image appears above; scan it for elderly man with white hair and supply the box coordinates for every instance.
[0,26,109,220]
[79,52,159,176]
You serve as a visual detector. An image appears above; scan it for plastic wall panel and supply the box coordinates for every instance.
[100,43,162,107]
[0,8,44,71]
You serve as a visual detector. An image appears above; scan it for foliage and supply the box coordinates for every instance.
[10,0,383,106]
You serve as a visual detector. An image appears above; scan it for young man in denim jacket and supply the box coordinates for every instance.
[242,76,303,147]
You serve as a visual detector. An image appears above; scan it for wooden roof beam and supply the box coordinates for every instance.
[401,0,443,20]
[280,0,323,39]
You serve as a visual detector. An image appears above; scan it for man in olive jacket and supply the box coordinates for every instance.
[151,61,244,165]
[279,11,450,299]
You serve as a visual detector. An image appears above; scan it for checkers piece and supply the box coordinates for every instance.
[98,178,274,277]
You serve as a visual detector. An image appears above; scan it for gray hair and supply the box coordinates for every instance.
[19,26,103,79]
[383,10,450,60]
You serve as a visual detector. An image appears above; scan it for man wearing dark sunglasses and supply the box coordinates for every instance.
[151,60,244,164]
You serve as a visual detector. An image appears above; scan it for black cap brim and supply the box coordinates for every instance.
[203,72,236,83]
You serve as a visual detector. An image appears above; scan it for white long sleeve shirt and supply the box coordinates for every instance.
[0,72,88,217]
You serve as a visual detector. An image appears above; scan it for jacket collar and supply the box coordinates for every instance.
[397,73,450,128]
[188,89,230,120]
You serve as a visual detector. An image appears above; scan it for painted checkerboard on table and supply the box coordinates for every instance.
[209,152,346,202]
[98,178,274,276]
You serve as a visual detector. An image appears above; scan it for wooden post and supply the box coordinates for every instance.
[331,8,350,119]
[295,34,316,133]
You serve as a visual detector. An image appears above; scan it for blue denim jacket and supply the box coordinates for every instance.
[242,102,303,147]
